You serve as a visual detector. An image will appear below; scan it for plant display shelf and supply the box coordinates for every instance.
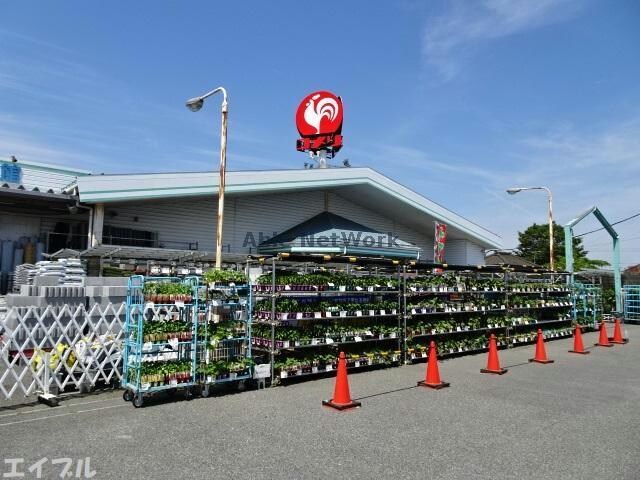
[277,353,401,380]
[571,283,603,329]
[254,312,399,322]
[197,282,253,397]
[403,269,574,364]
[407,305,569,317]
[409,317,572,338]
[408,327,574,362]
[251,334,400,352]
[248,256,575,383]
[250,263,402,383]
[405,288,571,296]
[122,275,200,408]
[255,289,399,296]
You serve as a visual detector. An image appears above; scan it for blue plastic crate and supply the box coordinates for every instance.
[0,164,22,183]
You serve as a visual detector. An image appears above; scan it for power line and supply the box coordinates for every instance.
[586,233,640,248]
[574,212,640,238]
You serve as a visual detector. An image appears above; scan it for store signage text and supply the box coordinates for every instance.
[243,231,401,248]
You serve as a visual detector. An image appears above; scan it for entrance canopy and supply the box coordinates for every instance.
[257,211,422,259]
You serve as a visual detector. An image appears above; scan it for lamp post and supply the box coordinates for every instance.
[186,87,228,269]
[506,186,554,270]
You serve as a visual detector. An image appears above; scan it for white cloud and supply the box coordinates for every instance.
[423,0,583,79]
[470,116,640,261]
[0,128,108,169]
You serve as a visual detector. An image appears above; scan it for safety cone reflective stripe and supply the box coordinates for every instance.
[609,319,629,344]
[595,321,613,347]
[569,325,590,354]
[529,329,554,364]
[418,341,450,389]
[481,334,507,375]
[322,352,361,411]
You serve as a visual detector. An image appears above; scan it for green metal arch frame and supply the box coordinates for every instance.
[564,206,621,312]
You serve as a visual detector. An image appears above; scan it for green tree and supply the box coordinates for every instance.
[516,222,609,270]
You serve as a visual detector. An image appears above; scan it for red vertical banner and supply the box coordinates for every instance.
[434,222,447,264]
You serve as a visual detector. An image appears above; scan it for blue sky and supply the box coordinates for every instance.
[1,0,639,266]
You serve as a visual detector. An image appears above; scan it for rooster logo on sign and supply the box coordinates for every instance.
[303,93,340,135]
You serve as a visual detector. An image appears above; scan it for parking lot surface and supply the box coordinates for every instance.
[1,326,638,480]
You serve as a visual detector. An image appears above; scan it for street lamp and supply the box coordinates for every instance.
[186,87,228,269]
[506,186,554,270]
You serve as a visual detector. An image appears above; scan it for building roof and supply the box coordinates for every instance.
[0,181,78,215]
[0,157,90,193]
[485,252,538,267]
[258,211,422,258]
[74,167,502,249]
[79,244,248,263]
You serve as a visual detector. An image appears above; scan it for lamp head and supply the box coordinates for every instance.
[185,97,204,112]
[506,188,522,195]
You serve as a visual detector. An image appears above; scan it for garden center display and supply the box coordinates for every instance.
[120,256,603,404]
[249,257,593,383]
[121,271,251,407]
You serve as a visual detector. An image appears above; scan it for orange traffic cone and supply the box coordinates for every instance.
[595,321,613,347]
[417,341,450,389]
[529,329,554,364]
[481,334,507,374]
[322,352,361,411]
[569,324,590,354]
[608,318,629,344]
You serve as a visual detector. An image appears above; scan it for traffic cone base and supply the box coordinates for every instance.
[569,349,590,355]
[417,379,450,389]
[322,399,361,411]
[529,358,555,364]
[594,342,613,347]
[480,367,508,375]
[608,338,629,344]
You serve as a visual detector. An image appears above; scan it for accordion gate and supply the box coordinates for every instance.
[0,303,125,400]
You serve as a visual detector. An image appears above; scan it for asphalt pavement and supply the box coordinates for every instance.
[1,325,639,480]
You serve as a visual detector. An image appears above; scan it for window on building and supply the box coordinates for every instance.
[103,225,157,247]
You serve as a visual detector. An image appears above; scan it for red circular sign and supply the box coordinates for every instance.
[295,91,343,137]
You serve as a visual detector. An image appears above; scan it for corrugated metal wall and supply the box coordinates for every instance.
[465,242,486,265]
[103,190,446,259]
[445,239,486,265]
[101,191,487,264]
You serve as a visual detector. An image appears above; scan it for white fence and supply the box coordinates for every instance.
[0,303,125,400]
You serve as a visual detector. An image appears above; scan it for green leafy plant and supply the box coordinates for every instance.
[203,269,246,284]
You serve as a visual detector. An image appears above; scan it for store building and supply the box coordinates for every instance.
[0,158,91,292]
[67,167,501,264]
[0,156,502,273]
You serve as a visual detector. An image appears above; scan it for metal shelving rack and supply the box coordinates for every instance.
[251,258,402,383]
[403,269,574,361]
[571,283,603,329]
[122,275,200,408]
[623,285,640,323]
[197,281,253,396]
[241,254,589,384]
